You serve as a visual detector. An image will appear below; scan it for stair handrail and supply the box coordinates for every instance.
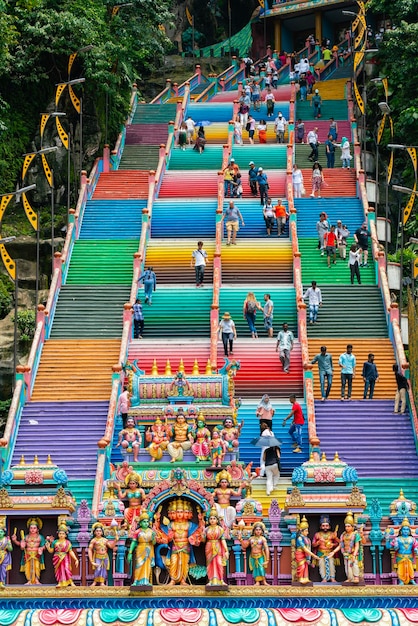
[111,86,139,169]
[0,379,25,467]
[211,171,225,371]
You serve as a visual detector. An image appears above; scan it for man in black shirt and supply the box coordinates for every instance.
[393,364,409,414]
[354,222,371,267]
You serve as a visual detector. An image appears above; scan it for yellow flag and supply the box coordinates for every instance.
[0,194,13,223]
[353,51,364,72]
[55,83,67,107]
[40,114,50,141]
[0,244,15,281]
[68,52,77,77]
[382,78,389,101]
[387,151,394,185]
[376,113,386,145]
[403,182,416,225]
[258,0,265,7]
[112,6,120,17]
[22,192,38,231]
[407,147,417,177]
[68,84,81,113]
[353,80,364,115]
[186,7,193,26]
[413,256,418,279]
[56,116,69,150]
[22,153,36,181]
[41,153,54,188]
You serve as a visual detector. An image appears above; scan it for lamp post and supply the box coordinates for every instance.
[392,185,418,305]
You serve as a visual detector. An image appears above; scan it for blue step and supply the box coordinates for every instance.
[80,200,145,239]
[295,197,365,237]
[152,200,217,238]
[222,198,289,238]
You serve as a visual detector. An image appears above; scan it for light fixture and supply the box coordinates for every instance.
[378,102,391,114]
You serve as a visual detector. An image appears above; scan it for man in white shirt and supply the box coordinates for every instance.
[185,116,196,145]
[307,127,319,161]
[303,280,322,325]
[274,112,287,143]
[191,241,208,287]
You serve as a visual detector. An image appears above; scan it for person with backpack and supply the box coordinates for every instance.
[243,291,263,338]
[138,266,157,305]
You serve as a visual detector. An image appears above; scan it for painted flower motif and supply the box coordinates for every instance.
[340,609,383,623]
[276,609,323,622]
[100,609,142,623]
[38,609,83,625]
[397,609,418,622]
[159,609,202,623]
[24,469,44,484]
[0,610,22,626]
[221,609,260,623]
[314,467,336,483]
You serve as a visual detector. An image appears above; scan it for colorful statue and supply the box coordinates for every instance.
[166,410,194,462]
[88,522,118,587]
[214,470,244,530]
[312,515,340,583]
[210,429,227,467]
[386,517,418,585]
[116,416,142,462]
[340,511,362,584]
[117,472,146,533]
[154,498,204,586]
[45,524,79,588]
[168,371,192,397]
[294,516,316,585]
[0,526,12,588]
[12,517,46,585]
[145,418,169,461]
[127,512,156,587]
[191,414,211,461]
[238,521,270,586]
[220,417,243,452]
[203,508,229,589]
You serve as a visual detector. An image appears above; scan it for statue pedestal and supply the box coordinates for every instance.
[205,583,229,592]
[292,581,314,587]
[130,584,153,593]
[167,395,195,405]
[342,579,365,586]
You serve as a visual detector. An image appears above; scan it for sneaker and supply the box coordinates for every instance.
[292,442,298,447]
[321,397,326,402]
[363,263,369,268]
[318,195,321,198]
[310,193,315,197]
[321,252,324,256]
[340,398,345,401]
[293,447,302,453]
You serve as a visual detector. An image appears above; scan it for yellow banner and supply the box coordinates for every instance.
[353,80,364,115]
[41,153,54,188]
[112,6,120,17]
[387,151,394,185]
[258,0,265,6]
[382,78,389,101]
[377,113,386,145]
[0,194,13,223]
[40,114,50,141]
[354,22,366,50]
[22,192,38,231]
[407,147,417,177]
[353,51,364,72]
[69,84,81,113]
[414,256,418,279]
[56,116,69,149]
[0,244,16,281]
[356,0,366,15]
[55,83,66,107]
[186,7,193,26]
[403,182,417,225]
[22,153,36,181]
[68,52,77,77]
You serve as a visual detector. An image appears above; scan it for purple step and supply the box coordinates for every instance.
[125,125,168,145]
[315,400,418,478]
[12,401,109,480]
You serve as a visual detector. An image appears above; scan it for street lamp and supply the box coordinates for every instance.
[392,185,418,302]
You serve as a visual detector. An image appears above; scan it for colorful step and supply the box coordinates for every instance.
[66,240,137,284]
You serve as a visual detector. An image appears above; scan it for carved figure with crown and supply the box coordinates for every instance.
[145,417,170,461]
[312,514,340,583]
[127,512,156,589]
[293,516,316,585]
[45,523,79,588]
[385,517,418,585]
[203,507,229,590]
[166,408,194,462]
[154,498,205,585]
[117,472,146,535]
[214,469,245,533]
[11,517,46,585]
[191,413,211,461]
[116,417,142,462]
[340,511,363,584]
[220,416,243,453]
[88,522,119,587]
[209,429,227,468]
[237,520,270,586]
[167,370,193,398]
[0,523,12,588]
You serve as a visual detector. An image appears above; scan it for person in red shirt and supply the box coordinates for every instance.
[274,199,289,236]
[282,394,304,453]
[324,224,338,267]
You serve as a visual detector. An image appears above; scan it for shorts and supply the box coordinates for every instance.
[326,246,336,256]
[358,243,368,251]
[226,220,239,232]
[252,94,260,102]
[249,130,255,139]
[264,315,273,330]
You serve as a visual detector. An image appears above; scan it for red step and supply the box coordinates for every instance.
[300,168,356,197]
[159,171,286,198]
[93,171,149,199]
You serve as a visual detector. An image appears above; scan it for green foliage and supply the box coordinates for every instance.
[0,399,11,435]
[12,309,36,344]
[0,274,13,318]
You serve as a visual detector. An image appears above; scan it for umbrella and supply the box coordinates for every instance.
[196,120,211,126]
[251,435,282,448]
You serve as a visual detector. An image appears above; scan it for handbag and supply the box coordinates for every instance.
[301,185,306,196]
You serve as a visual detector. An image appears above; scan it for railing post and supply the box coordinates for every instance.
[195,64,201,83]
[173,82,179,97]
[103,144,110,173]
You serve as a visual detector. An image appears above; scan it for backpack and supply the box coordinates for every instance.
[246,122,251,132]
[246,300,257,314]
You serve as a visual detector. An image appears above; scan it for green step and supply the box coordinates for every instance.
[302,284,388,337]
[138,288,213,337]
[50,285,130,338]
[299,238,375,285]
[168,145,224,170]
[219,286,297,336]
[230,145,287,170]
[132,104,177,125]
[67,241,138,284]
[294,143,329,168]
[296,99,348,121]
[358,478,418,517]
[67,479,96,508]
[119,146,160,170]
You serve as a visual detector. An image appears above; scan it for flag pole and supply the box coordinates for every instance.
[192,15,195,57]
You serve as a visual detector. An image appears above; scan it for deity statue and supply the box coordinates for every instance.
[312,515,340,583]
[154,498,204,586]
[220,417,243,452]
[45,524,79,588]
[214,470,244,531]
[117,472,146,534]
[12,517,46,585]
[238,521,270,586]
[294,516,316,585]
[128,512,156,588]
[386,517,418,585]
[145,417,169,461]
[88,522,118,586]
[167,371,193,397]
[203,508,229,589]
[210,429,227,468]
[0,526,12,588]
[339,511,362,584]
[166,410,194,462]
[191,414,211,462]
[116,417,142,462]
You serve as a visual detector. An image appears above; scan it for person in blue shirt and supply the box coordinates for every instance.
[132,298,144,339]
[257,167,269,206]
[138,266,156,305]
[362,353,379,399]
[339,344,356,401]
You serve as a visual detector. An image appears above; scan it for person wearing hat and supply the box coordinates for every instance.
[222,200,245,245]
[217,312,237,357]
[311,88,322,119]
[354,220,372,267]
[312,515,340,583]
[248,161,258,196]
[274,111,287,143]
